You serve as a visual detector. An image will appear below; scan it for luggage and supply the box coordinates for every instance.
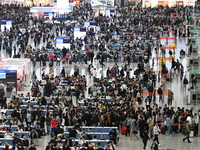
[172,99,176,107]
[121,126,127,135]
[182,127,185,134]
[190,131,194,138]
[69,60,72,64]
[161,126,167,134]
[62,60,66,64]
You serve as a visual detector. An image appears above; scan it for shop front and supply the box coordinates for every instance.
[26,0,51,6]
[142,0,196,7]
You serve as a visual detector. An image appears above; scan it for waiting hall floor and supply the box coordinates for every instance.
[1,33,200,150]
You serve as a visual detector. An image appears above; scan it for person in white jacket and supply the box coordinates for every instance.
[153,123,160,146]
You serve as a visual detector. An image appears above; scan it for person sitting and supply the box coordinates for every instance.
[109,129,117,144]
[21,136,29,147]
[92,135,98,141]
[69,128,77,139]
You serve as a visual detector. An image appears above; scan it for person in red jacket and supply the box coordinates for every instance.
[50,117,59,136]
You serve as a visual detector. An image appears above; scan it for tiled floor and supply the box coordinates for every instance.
[0,35,199,150]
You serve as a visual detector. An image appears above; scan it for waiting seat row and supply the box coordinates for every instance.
[63,132,109,140]
[66,126,118,133]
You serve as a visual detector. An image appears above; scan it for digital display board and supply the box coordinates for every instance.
[84,21,97,27]
[56,37,71,49]
[106,9,115,17]
[0,73,6,79]
[0,20,12,31]
[44,12,54,17]
[74,27,87,39]
[0,70,17,90]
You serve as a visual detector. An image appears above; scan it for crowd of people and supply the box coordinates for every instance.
[0,2,199,150]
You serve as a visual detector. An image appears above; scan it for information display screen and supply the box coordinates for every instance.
[0,70,17,89]
[74,27,87,39]
[84,21,97,27]
[0,20,12,31]
[44,12,54,17]
[56,37,71,49]
[106,9,115,17]
[0,73,6,79]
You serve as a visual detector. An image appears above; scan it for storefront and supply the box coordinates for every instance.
[26,0,51,6]
[142,0,196,7]
[1,0,25,4]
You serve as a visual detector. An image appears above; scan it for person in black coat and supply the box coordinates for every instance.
[21,136,29,147]
[62,144,71,150]
[141,129,150,150]
[28,144,37,150]
[157,85,163,102]
[69,128,77,138]
[147,83,154,99]
[138,116,149,138]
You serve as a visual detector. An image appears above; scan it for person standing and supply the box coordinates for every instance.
[152,72,157,87]
[183,121,191,143]
[183,76,188,91]
[161,77,166,91]
[125,117,132,137]
[157,85,163,102]
[191,76,197,89]
[50,117,59,136]
[166,116,173,136]
[153,123,160,146]
[147,84,154,99]
[167,90,174,106]
[26,111,32,126]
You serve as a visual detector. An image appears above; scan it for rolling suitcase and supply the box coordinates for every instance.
[161,125,167,134]
[121,126,127,135]
[172,99,176,107]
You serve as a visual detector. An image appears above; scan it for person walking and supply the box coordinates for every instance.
[129,117,139,140]
[141,129,150,150]
[183,121,191,143]
[153,123,160,146]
